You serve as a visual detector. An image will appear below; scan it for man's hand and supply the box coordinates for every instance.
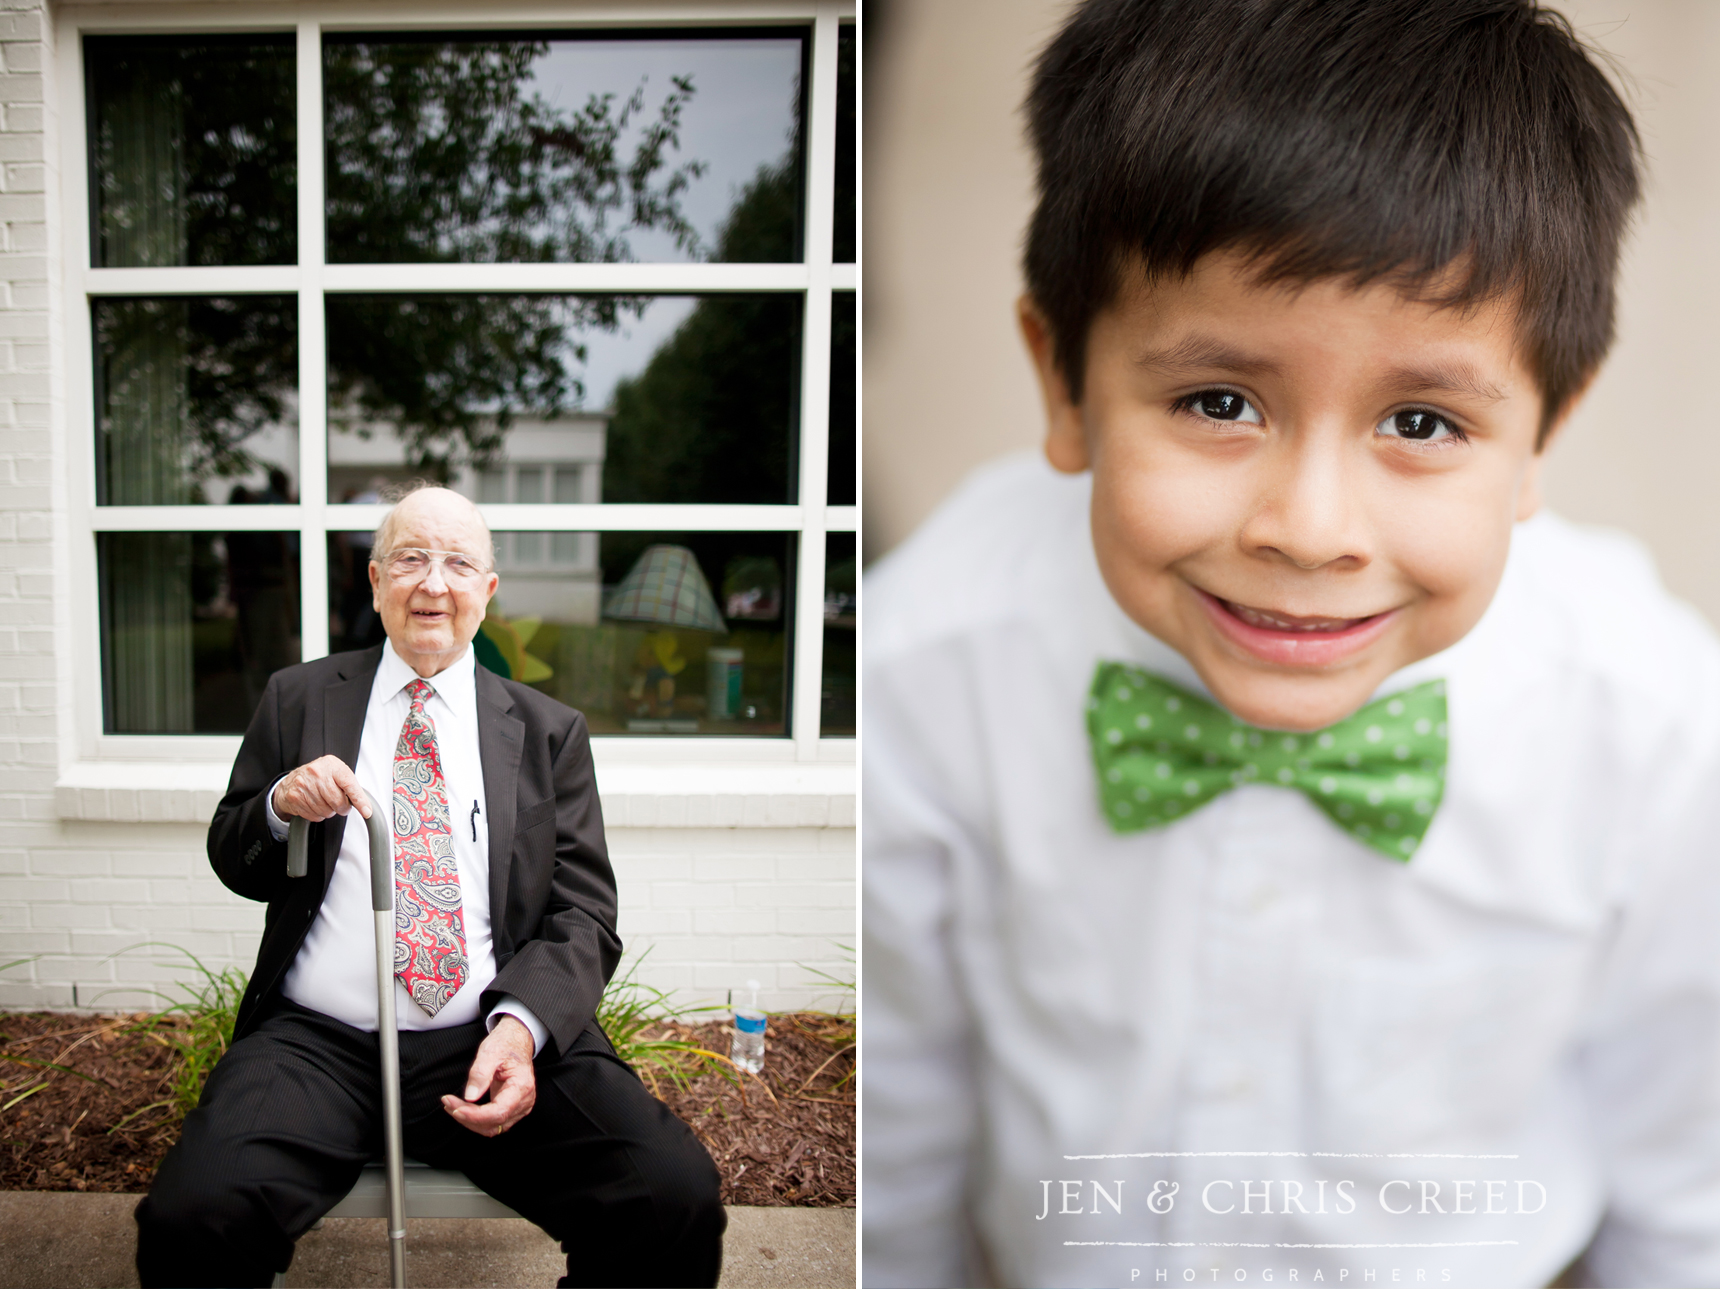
[272,755,372,822]
[442,1015,537,1137]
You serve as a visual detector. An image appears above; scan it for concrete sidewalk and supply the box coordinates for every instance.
[0,1193,855,1288]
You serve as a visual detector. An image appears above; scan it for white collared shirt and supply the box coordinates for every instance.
[270,640,546,1053]
[863,454,1720,1289]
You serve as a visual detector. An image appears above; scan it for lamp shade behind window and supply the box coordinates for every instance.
[602,544,727,634]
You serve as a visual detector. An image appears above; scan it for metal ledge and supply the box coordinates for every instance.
[325,1162,522,1221]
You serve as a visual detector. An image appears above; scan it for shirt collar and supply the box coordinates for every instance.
[378,637,477,714]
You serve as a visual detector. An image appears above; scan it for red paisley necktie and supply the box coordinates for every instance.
[391,678,468,1015]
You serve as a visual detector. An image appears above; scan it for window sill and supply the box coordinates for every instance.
[53,754,856,828]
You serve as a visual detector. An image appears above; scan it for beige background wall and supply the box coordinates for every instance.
[864,0,1720,628]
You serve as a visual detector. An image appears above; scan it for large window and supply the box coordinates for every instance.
[67,8,856,756]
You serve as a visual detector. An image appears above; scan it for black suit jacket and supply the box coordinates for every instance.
[207,645,622,1057]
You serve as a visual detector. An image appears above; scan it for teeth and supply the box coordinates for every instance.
[1226,600,1363,633]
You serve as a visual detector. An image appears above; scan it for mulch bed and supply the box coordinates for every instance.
[0,1010,854,1207]
[0,1012,180,1192]
[646,1014,855,1208]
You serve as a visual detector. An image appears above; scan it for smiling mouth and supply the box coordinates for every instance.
[1194,587,1397,667]
[1218,599,1380,633]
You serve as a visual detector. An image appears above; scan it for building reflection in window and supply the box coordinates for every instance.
[325,292,801,505]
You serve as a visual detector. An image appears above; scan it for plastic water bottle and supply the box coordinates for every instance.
[731,979,766,1074]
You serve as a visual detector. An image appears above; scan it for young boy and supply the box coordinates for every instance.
[862,2,1720,1286]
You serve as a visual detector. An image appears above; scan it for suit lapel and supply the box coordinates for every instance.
[476,666,525,956]
[321,647,382,894]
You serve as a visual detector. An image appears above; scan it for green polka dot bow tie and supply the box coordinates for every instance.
[1087,663,1449,861]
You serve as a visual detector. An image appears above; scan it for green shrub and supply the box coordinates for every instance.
[597,951,735,1094]
[104,943,246,1122]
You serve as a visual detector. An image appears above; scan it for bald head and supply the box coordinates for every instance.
[373,485,495,569]
[368,485,500,678]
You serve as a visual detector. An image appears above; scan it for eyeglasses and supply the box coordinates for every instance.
[380,548,492,584]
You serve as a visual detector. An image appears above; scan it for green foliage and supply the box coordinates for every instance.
[86,38,299,498]
[324,40,705,264]
[96,296,296,495]
[603,159,802,505]
[87,35,298,268]
[97,946,745,1120]
[106,944,247,1122]
[326,294,626,483]
[796,945,856,1056]
[800,945,855,1010]
[322,38,710,476]
[597,952,736,1094]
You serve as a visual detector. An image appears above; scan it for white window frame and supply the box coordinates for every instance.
[55,0,858,801]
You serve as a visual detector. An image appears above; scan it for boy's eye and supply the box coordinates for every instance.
[1377,409,1462,443]
[1182,390,1263,424]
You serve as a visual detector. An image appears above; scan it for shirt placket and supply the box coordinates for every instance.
[1166,786,1318,1264]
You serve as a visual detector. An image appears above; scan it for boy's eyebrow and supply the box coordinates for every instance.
[1133,335,1282,379]
[1381,362,1509,406]
[1134,337,1511,406]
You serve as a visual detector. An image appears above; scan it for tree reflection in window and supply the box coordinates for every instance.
[322,33,805,487]
[323,33,805,264]
[87,34,297,268]
[324,156,803,502]
[94,297,297,506]
[604,160,804,504]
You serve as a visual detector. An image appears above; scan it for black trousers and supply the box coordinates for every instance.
[134,997,724,1288]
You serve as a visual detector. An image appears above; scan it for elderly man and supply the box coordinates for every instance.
[135,485,724,1288]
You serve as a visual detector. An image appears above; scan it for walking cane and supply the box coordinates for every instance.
[287,791,408,1289]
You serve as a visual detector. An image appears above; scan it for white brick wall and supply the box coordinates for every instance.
[612,826,856,1007]
[0,1,856,1022]
[0,0,59,855]
[0,819,855,1017]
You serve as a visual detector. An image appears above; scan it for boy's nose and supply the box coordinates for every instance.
[1239,439,1368,571]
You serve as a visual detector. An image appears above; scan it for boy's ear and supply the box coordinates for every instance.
[1017,294,1089,473]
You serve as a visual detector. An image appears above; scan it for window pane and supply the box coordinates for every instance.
[325,32,807,264]
[834,24,855,264]
[829,291,855,505]
[330,530,791,735]
[327,295,801,504]
[513,467,546,562]
[100,531,301,733]
[822,533,855,736]
[86,35,296,268]
[95,297,299,507]
[553,466,583,503]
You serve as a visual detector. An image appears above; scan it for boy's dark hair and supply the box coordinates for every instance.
[1024,0,1639,442]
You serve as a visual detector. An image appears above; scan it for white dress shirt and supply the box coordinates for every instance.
[863,454,1720,1288]
[268,640,547,1054]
